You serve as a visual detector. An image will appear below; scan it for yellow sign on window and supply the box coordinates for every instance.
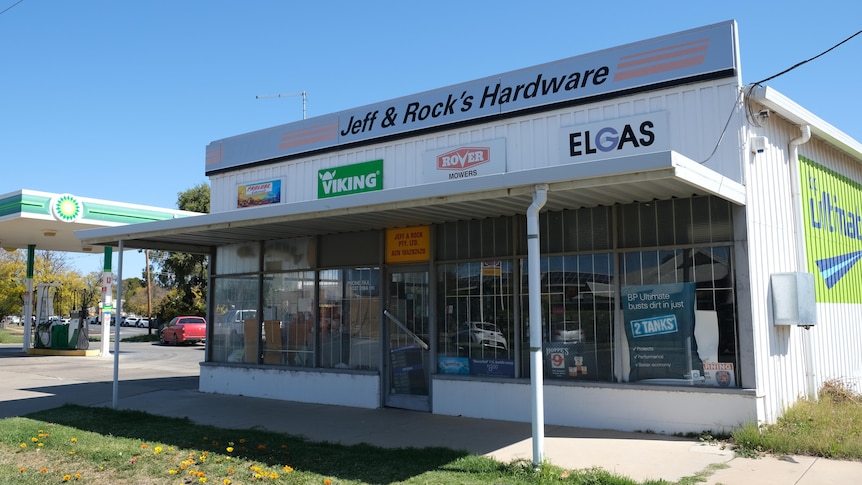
[386,226,430,263]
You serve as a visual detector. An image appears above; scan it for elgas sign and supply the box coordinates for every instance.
[560,112,668,163]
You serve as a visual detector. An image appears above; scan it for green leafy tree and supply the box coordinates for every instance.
[153,183,210,322]
[0,249,26,323]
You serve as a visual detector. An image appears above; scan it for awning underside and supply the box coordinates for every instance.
[77,151,745,254]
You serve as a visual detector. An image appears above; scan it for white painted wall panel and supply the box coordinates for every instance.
[742,109,862,424]
[432,378,758,434]
[741,115,808,424]
[200,366,380,409]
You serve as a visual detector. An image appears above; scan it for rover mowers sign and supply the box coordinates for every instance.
[423,138,506,183]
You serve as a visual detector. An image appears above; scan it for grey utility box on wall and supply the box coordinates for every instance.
[770,272,816,326]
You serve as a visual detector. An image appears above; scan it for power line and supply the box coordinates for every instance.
[752,28,862,86]
[701,28,862,164]
[0,0,25,17]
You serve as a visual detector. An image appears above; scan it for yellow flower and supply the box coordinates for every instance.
[226,446,234,453]
[169,469,179,475]
[75,473,82,479]
[70,438,78,443]
[283,465,294,473]
[31,437,39,442]
[199,477,207,483]
[154,446,163,454]
[268,472,279,479]
[141,444,148,449]
[223,479,232,485]
[37,442,44,447]
[19,443,26,448]
[39,467,48,473]
[63,474,71,481]
[18,467,25,473]
[324,479,332,485]
[227,468,234,474]
[69,450,76,455]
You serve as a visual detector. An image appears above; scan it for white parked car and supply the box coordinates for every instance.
[136,318,150,328]
[452,322,508,351]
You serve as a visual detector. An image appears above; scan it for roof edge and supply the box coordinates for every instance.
[750,85,862,160]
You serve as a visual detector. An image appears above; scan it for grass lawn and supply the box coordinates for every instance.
[4,325,862,483]
[1,405,656,485]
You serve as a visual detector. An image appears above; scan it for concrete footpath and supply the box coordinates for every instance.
[1,342,860,484]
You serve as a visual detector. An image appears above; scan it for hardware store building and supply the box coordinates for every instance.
[79,20,862,434]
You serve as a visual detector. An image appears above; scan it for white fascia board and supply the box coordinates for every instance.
[750,85,862,160]
[671,152,746,205]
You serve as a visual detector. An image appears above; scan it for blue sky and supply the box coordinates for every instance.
[1,0,860,275]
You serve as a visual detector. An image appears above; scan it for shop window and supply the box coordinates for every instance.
[211,276,260,364]
[437,261,516,377]
[317,268,381,370]
[319,231,379,267]
[264,237,316,271]
[436,217,513,261]
[215,243,260,275]
[535,206,614,254]
[618,196,733,248]
[261,271,316,367]
[620,246,738,387]
[521,254,615,382]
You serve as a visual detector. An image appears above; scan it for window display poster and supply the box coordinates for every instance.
[622,283,702,381]
[543,342,594,380]
[437,356,515,377]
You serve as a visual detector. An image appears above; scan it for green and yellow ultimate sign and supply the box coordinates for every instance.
[800,156,862,303]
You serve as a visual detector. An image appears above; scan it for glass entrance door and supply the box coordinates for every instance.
[384,268,430,411]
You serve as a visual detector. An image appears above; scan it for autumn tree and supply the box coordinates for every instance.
[0,249,26,323]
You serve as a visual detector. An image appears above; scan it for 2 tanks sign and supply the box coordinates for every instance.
[622,282,702,382]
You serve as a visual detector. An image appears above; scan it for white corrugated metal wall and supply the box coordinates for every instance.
[745,106,862,424]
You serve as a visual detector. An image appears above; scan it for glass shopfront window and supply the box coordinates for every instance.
[211,275,260,363]
[620,246,737,387]
[206,196,739,389]
[261,271,316,366]
[523,254,615,382]
[318,268,381,370]
[437,260,516,377]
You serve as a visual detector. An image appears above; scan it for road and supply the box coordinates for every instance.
[0,337,203,418]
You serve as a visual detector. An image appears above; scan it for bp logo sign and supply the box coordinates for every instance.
[50,194,83,222]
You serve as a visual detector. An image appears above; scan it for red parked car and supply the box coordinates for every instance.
[159,316,207,345]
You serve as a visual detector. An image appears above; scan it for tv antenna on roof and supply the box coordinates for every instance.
[255,91,307,120]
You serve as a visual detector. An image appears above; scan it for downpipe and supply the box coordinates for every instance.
[789,125,817,402]
[527,184,548,468]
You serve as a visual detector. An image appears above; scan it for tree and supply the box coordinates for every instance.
[0,249,89,321]
[152,183,210,322]
[0,249,26,323]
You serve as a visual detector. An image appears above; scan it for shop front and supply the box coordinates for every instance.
[78,19,862,434]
